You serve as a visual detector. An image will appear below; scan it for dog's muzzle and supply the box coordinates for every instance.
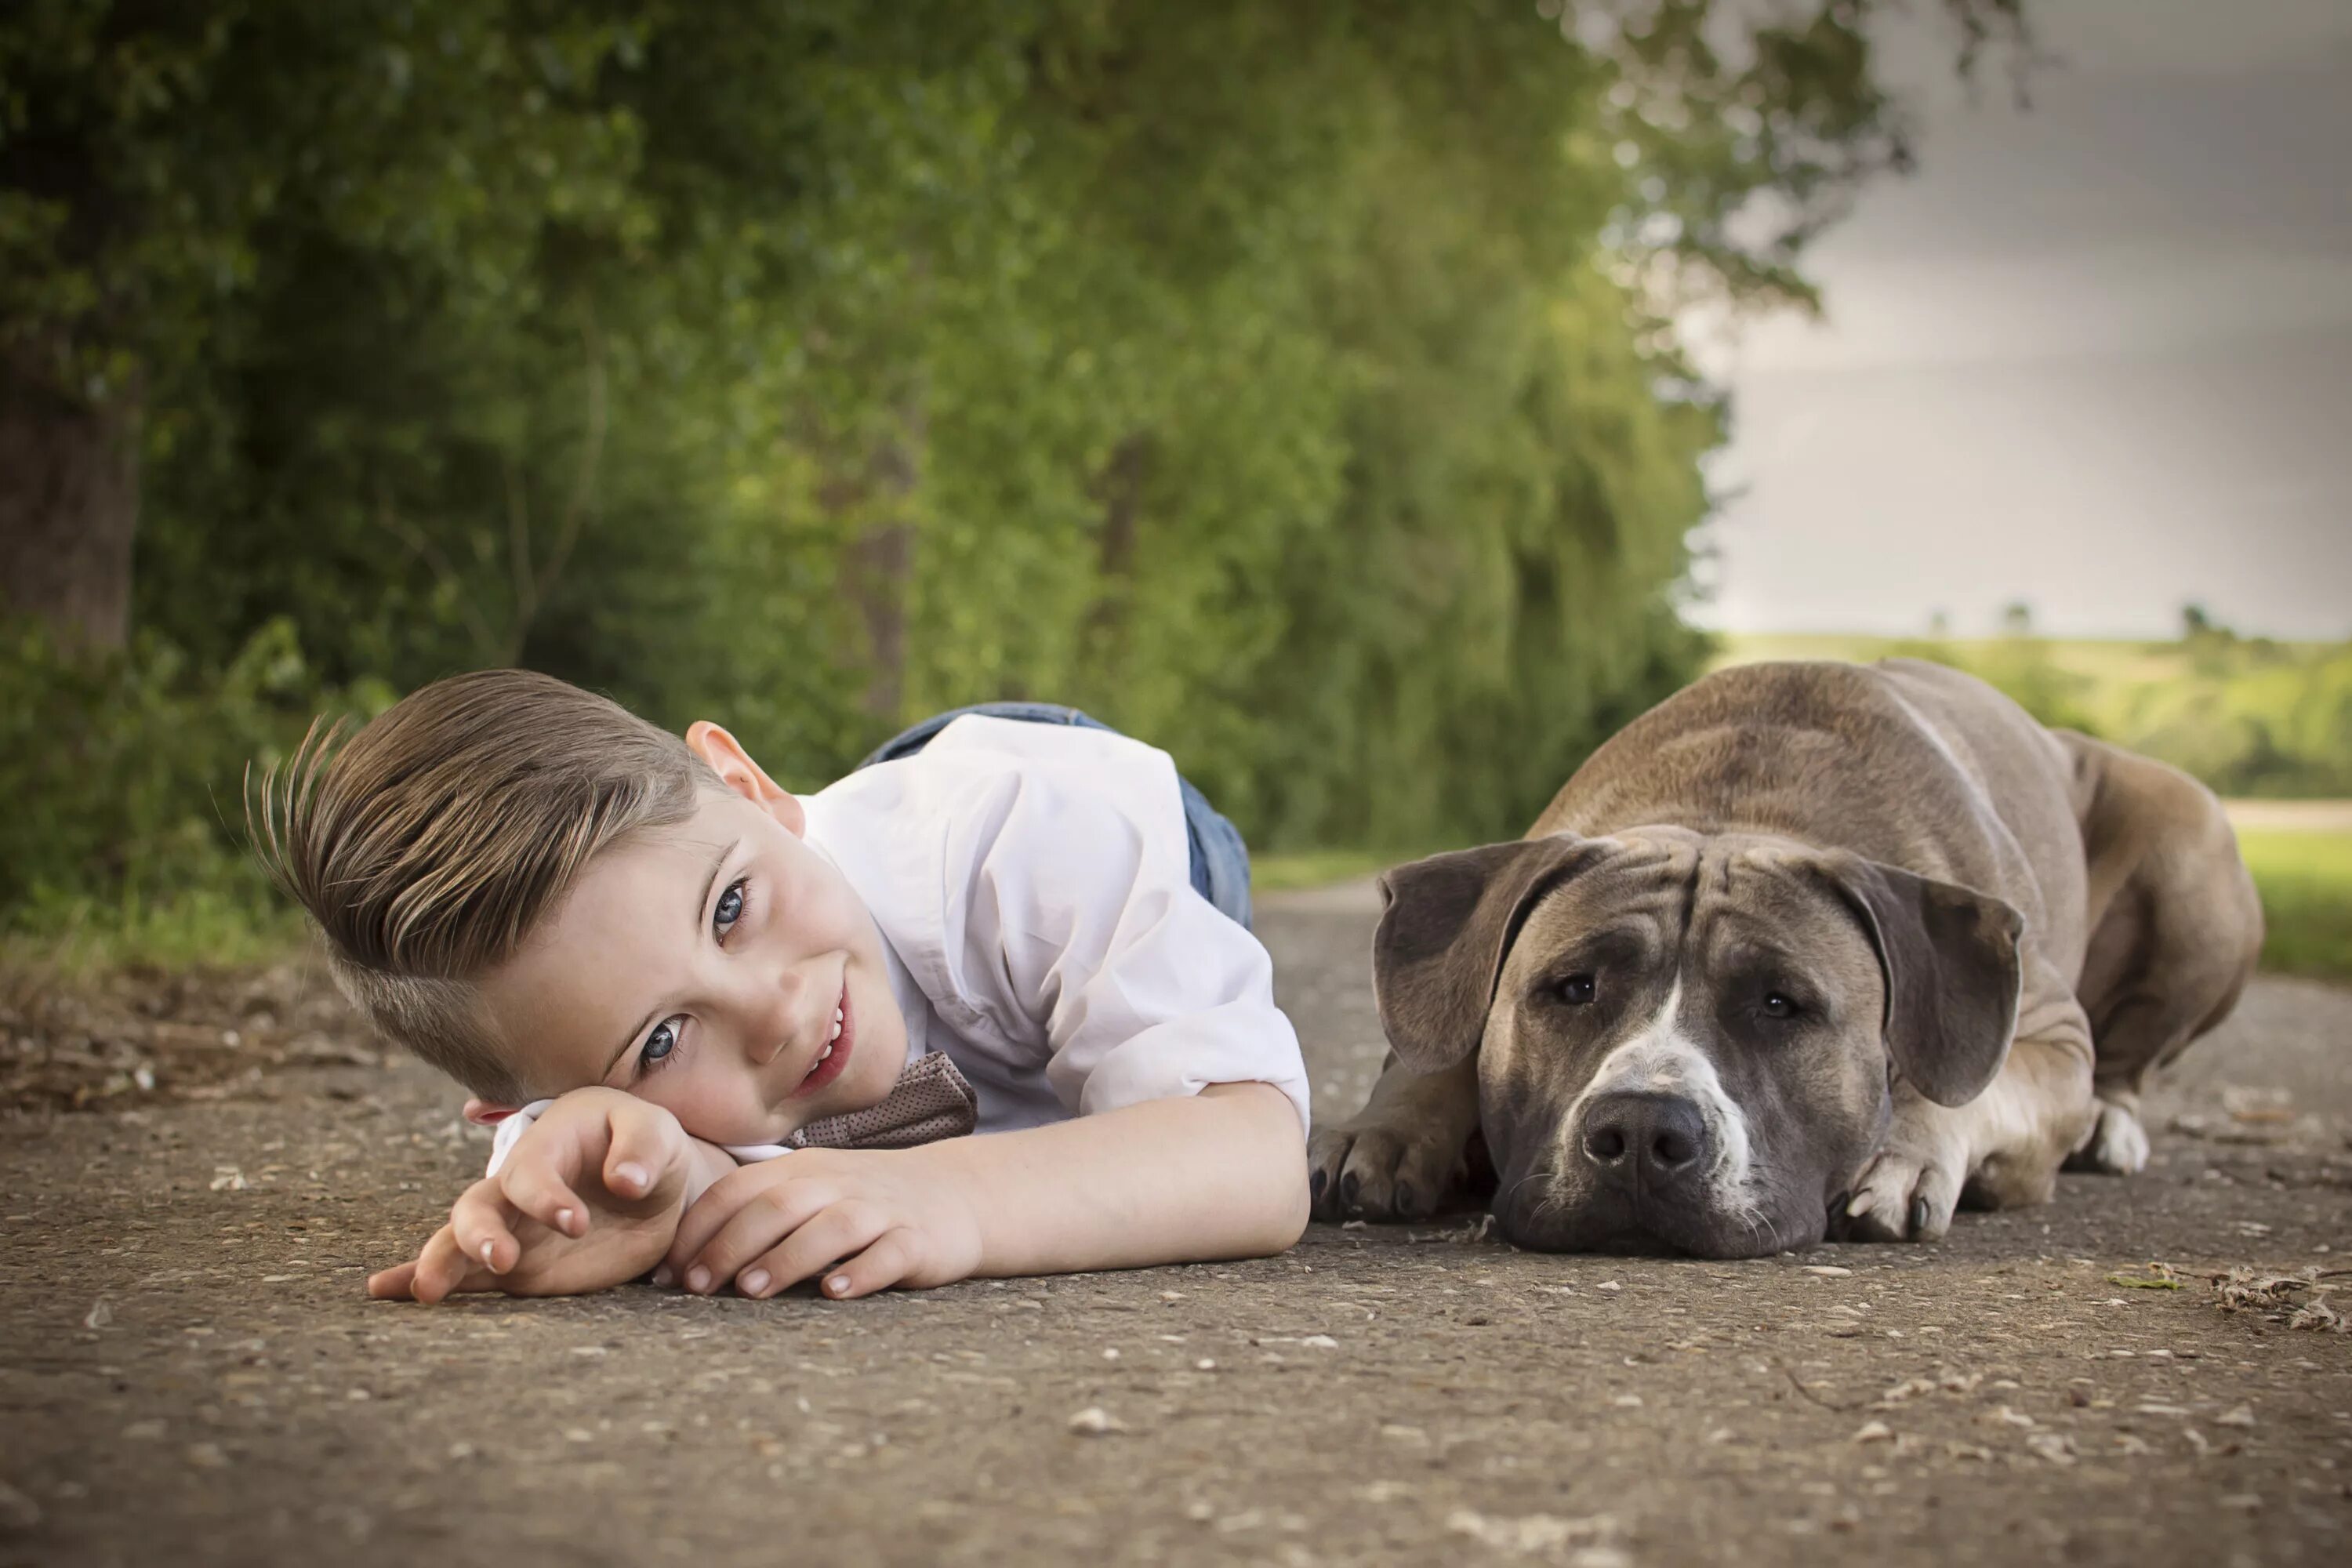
[1577,1090,1712,1194]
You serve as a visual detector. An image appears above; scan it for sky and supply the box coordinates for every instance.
[1683,0,2352,640]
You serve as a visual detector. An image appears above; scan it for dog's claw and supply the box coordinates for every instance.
[1908,1196,1933,1239]
[1340,1171,1362,1210]
[1394,1180,1417,1218]
[1308,1168,1327,1204]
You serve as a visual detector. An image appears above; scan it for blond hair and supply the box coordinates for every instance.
[249,670,710,1098]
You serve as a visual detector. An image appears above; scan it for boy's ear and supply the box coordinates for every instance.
[462,1098,517,1127]
[684,721,806,836]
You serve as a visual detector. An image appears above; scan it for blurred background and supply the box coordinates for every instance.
[2,0,2345,987]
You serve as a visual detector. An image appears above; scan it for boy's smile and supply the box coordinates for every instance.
[467,724,912,1144]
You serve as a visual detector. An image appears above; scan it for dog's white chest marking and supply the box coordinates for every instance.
[1563,982,1757,1199]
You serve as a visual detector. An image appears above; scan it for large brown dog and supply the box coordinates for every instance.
[1307,659,2263,1257]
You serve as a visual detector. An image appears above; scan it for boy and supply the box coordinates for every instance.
[254,672,1311,1302]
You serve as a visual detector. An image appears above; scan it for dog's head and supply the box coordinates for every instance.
[1373,828,2023,1258]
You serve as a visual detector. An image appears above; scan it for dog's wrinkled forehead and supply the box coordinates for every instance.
[1499,828,1888,1034]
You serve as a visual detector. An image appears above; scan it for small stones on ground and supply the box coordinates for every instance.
[2220,1494,2262,1512]
[1068,1406,1128,1436]
[1595,1280,1621,1293]
[1853,1420,1893,1443]
[1804,1265,1853,1278]
[1610,1393,1642,1409]
[209,1166,248,1192]
[1446,1508,1618,1556]
[564,1428,594,1443]
[1102,1348,1120,1360]
[123,1420,165,1441]
[2218,1404,2256,1428]
[1194,1359,1216,1371]
[2025,1432,2078,1465]
[1300,1334,1340,1349]
[1379,1424,1428,1444]
[186,1443,227,1469]
[82,1298,111,1330]
[0,1480,43,1531]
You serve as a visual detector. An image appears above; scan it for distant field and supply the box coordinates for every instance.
[2234,827,2352,982]
[1708,630,2312,687]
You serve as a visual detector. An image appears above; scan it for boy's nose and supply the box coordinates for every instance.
[741,968,807,1065]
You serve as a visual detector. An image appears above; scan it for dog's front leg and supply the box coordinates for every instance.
[1308,1053,1481,1222]
[1842,976,2097,1242]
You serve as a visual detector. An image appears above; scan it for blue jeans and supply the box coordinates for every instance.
[856,702,1253,931]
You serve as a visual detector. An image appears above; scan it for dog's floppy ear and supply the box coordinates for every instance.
[1372,835,1605,1073]
[1809,853,2024,1107]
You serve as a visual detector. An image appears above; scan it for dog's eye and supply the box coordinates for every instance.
[1761,991,1798,1020]
[1559,975,1597,1006]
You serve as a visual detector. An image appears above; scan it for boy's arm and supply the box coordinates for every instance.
[664,1080,1307,1298]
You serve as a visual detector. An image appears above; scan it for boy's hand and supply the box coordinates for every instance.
[368,1088,693,1302]
[661,1147,984,1301]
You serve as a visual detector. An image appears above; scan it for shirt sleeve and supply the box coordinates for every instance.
[950,768,1311,1138]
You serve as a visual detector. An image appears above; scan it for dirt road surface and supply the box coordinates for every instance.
[3,884,2349,1567]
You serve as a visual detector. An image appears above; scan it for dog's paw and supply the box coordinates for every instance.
[1836,1140,1965,1243]
[2065,1099,2149,1175]
[1308,1120,1461,1223]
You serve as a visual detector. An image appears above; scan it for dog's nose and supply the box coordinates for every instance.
[1579,1091,1711,1187]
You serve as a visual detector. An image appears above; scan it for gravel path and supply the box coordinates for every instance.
[3,887,2348,1567]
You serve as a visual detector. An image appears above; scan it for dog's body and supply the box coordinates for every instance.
[1308,659,2262,1256]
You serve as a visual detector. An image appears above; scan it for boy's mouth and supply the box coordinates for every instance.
[790,982,853,1098]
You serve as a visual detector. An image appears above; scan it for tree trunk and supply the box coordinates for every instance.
[0,347,137,650]
[1083,433,1150,644]
[837,393,927,721]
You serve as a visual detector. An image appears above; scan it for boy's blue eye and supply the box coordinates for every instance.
[643,1020,679,1066]
[713,877,746,939]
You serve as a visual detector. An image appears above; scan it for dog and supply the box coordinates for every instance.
[1306,659,2263,1257]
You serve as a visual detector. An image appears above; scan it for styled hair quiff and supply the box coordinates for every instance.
[249,670,713,1100]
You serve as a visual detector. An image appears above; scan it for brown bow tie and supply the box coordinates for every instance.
[784,1051,979,1150]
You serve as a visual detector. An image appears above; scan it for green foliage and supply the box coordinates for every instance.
[2235,829,2352,982]
[2,2,2039,951]
[0,615,387,952]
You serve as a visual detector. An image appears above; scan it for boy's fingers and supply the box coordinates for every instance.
[366,1260,422,1300]
[499,1159,590,1240]
[602,1103,684,1206]
[410,1225,471,1305]
[450,1181,530,1267]
[665,1168,818,1278]
[731,1203,884,1299]
[818,1228,920,1301]
[675,1183,838,1293]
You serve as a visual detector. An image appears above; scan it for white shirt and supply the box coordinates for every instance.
[485,715,1309,1178]
[798,714,1310,1138]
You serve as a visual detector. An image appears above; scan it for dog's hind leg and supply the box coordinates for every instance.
[1308,1053,1483,1222]
[2060,736,2264,1174]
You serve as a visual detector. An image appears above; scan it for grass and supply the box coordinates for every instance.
[1250,848,1428,892]
[0,891,308,982]
[2234,829,2352,982]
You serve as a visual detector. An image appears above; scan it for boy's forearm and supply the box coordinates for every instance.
[916,1081,1308,1279]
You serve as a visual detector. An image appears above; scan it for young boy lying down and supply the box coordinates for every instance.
[253,673,1311,1302]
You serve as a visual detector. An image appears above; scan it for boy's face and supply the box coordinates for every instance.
[468,724,911,1145]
